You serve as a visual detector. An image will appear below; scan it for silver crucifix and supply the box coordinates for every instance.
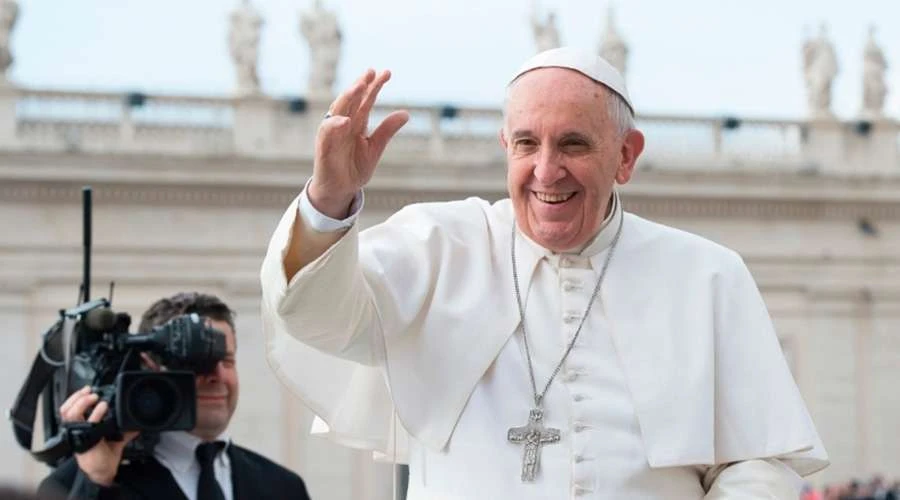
[507,408,561,481]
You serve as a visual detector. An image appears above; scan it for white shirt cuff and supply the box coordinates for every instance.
[297,179,364,232]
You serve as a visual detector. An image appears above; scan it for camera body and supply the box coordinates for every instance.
[44,300,227,458]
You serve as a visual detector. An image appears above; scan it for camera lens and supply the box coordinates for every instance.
[124,376,182,429]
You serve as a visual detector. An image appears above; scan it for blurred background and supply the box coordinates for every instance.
[1,0,898,499]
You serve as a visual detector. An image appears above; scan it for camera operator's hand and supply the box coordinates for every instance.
[58,386,139,487]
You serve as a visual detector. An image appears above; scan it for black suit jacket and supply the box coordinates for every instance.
[37,443,311,500]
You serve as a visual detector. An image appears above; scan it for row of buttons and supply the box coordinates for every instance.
[561,277,586,328]
[561,267,596,499]
[562,276,586,330]
[573,425,595,495]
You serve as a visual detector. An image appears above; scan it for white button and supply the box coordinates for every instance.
[574,455,586,463]
[564,370,579,382]
[573,394,585,402]
[564,313,580,324]
[562,279,581,292]
[559,257,572,268]
[574,422,587,432]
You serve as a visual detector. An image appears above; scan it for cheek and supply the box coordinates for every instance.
[507,160,532,189]
[574,157,616,189]
[226,370,239,390]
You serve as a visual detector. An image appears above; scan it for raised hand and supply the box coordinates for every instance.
[58,386,139,486]
[307,69,410,219]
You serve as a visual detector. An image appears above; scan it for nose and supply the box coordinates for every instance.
[533,146,566,185]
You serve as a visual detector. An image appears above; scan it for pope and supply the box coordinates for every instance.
[259,47,828,499]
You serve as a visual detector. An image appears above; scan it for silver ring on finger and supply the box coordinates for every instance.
[323,111,333,120]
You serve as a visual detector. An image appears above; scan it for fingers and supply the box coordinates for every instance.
[60,386,100,423]
[58,386,90,416]
[343,71,376,121]
[353,70,393,136]
[368,110,410,159]
[326,68,394,125]
[328,69,375,118]
[86,401,108,424]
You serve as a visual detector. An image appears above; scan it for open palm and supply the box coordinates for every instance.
[308,69,409,218]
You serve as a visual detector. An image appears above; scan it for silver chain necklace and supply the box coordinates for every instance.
[506,216,623,482]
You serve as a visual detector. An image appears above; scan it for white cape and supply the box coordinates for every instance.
[260,194,828,476]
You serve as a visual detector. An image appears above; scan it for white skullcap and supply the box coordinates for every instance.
[508,46,634,114]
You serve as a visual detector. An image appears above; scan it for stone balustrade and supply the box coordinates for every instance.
[0,85,896,176]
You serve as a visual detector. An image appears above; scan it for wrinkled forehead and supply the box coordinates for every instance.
[505,67,615,120]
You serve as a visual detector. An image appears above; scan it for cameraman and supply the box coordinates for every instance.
[37,292,311,500]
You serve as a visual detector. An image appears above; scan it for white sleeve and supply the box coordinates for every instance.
[297,178,365,232]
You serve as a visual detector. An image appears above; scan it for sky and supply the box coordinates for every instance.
[8,0,900,121]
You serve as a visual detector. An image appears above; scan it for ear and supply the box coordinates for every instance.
[615,129,645,185]
[499,127,509,150]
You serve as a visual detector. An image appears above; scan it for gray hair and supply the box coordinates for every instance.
[604,90,635,136]
[503,78,636,137]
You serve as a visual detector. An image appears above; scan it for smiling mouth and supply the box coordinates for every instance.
[533,191,576,204]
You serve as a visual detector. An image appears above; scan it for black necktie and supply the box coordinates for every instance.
[195,441,226,500]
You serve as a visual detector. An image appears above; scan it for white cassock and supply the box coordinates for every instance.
[259,185,829,499]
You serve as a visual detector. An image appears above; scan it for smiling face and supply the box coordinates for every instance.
[500,67,644,252]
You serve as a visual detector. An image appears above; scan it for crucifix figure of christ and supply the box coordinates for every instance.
[507,407,561,481]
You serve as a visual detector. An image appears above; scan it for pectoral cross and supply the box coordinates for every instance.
[507,407,561,481]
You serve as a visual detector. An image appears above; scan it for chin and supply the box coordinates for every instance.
[531,226,578,249]
[195,416,228,433]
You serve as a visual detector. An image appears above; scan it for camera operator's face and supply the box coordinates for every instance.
[193,319,238,441]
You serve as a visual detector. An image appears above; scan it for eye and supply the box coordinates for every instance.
[560,138,589,151]
[513,138,538,152]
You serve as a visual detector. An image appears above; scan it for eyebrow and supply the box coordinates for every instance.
[559,132,592,143]
[509,130,593,142]
[510,130,534,140]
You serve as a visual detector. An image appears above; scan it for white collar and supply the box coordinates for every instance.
[154,431,233,474]
[516,189,624,271]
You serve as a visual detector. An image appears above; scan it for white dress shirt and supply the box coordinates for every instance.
[154,431,233,500]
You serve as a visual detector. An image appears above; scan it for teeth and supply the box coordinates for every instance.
[535,192,574,203]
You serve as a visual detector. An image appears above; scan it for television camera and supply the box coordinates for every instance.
[8,187,227,467]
